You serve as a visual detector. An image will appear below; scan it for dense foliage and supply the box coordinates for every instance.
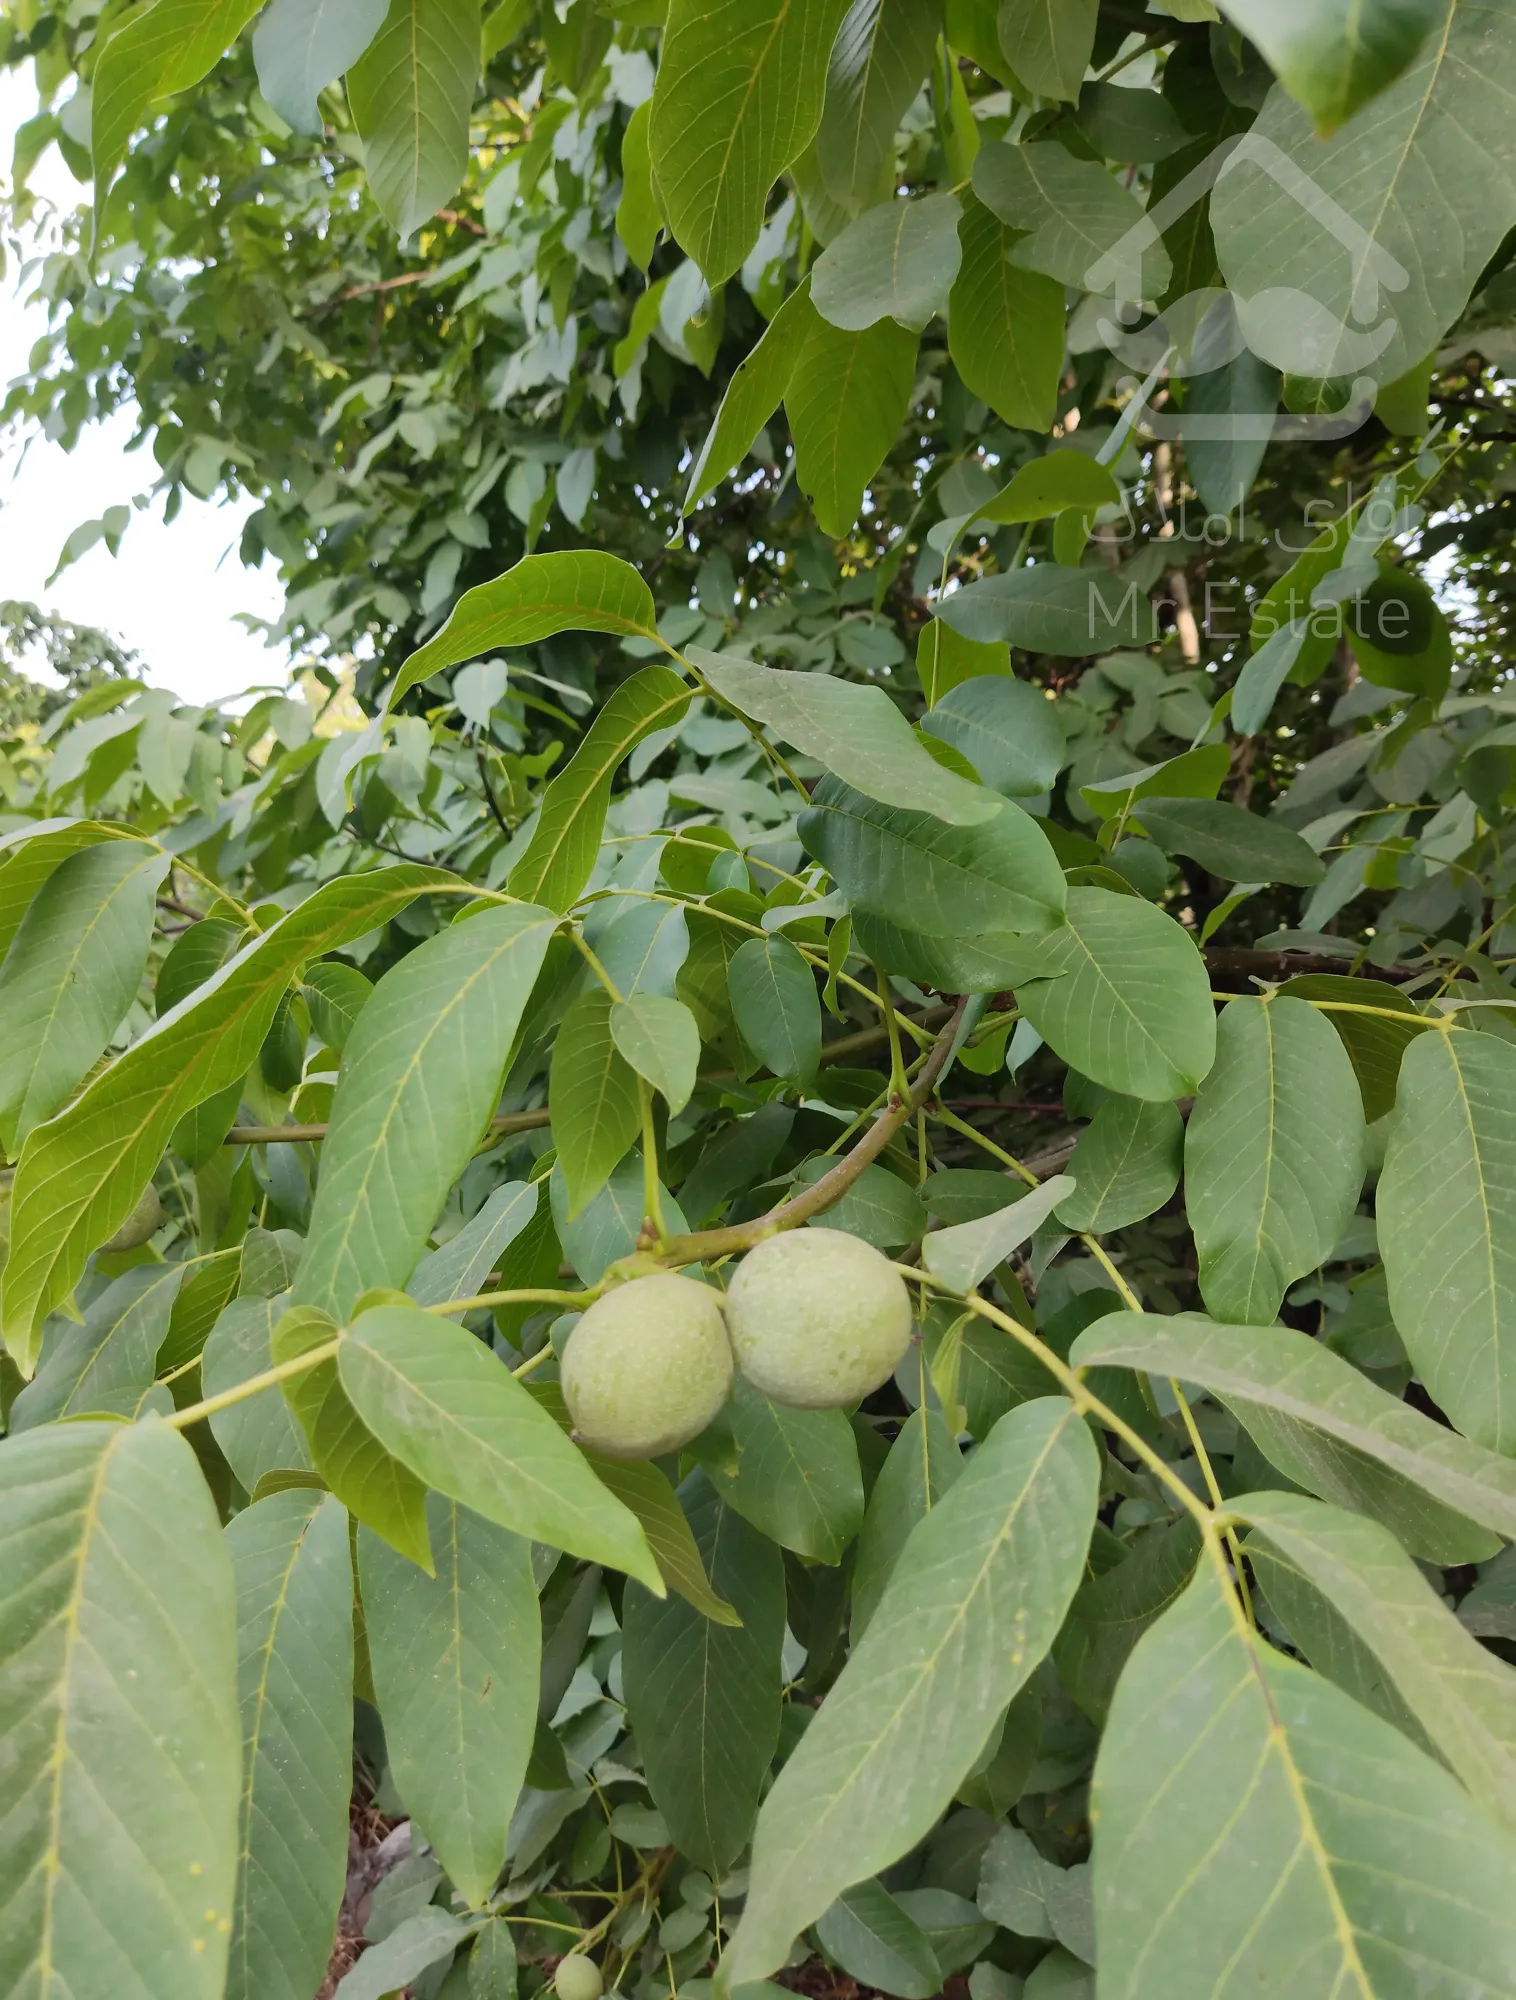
[4,4,1516,2000]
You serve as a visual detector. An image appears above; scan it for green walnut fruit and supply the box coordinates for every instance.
[723,1228,913,1409]
[561,1273,733,1458]
[555,1956,603,2000]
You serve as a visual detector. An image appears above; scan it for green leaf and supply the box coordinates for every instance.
[274,1304,434,1570]
[225,1491,353,2000]
[648,0,853,283]
[1078,745,1231,822]
[815,1880,941,1999]
[1231,616,1311,736]
[1212,3,1516,386]
[623,1475,785,1874]
[614,97,661,268]
[1378,1027,1516,1452]
[977,451,1119,527]
[610,992,701,1116]
[10,1264,183,1431]
[360,1496,539,1906]
[683,280,814,512]
[300,959,374,1055]
[92,0,264,191]
[973,140,1171,296]
[723,1398,1099,1986]
[204,1296,316,1492]
[1052,1516,1202,1724]
[728,937,821,1087]
[1276,973,1431,1124]
[467,1916,519,2000]
[1009,887,1216,1101]
[694,651,998,825]
[922,1303,1058,1440]
[947,193,1064,432]
[550,985,643,1217]
[0,1417,241,2000]
[336,1301,662,1586]
[851,1407,964,1639]
[574,1450,739,1622]
[334,1908,473,2000]
[251,0,387,133]
[937,565,1158,655]
[291,906,556,1318]
[922,1177,1076,1292]
[347,0,478,239]
[1233,1490,1516,1832]
[1054,1096,1183,1234]
[390,552,660,709]
[1069,1310,1516,1562]
[1134,796,1326,886]
[2,864,450,1370]
[996,0,1095,101]
[814,0,942,213]
[784,308,921,537]
[693,1376,865,1563]
[1093,1560,1516,2000]
[920,675,1065,800]
[509,666,691,910]
[158,916,246,1018]
[0,820,136,963]
[800,776,1065,970]
[1185,998,1366,1324]
[0,838,168,1153]
[1214,0,1443,133]
[811,192,963,331]
[977,1827,1093,1963]
[793,1158,926,1250]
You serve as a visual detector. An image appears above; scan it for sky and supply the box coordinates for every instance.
[1,66,292,708]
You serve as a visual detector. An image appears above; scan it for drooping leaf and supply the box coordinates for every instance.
[973,140,1171,296]
[1,864,450,1369]
[947,193,1065,432]
[850,1408,963,1638]
[1212,3,1516,386]
[1185,998,1366,1324]
[728,936,821,1087]
[251,0,388,133]
[1233,1490,1516,1831]
[1092,1560,1516,2000]
[360,1496,540,1906]
[336,1302,662,1586]
[1054,1097,1183,1234]
[1378,1026,1516,1452]
[204,1296,316,1493]
[784,308,921,537]
[390,552,660,709]
[920,675,1065,800]
[1052,1517,1203,1725]
[623,1475,785,1874]
[1070,1310,1516,1562]
[922,1177,1076,1292]
[692,1377,865,1564]
[225,1491,353,2000]
[811,192,964,331]
[0,1417,241,2000]
[1133,796,1326,886]
[347,0,479,239]
[9,1263,183,1431]
[1276,973,1431,1124]
[299,960,374,1055]
[977,451,1119,527]
[684,280,814,513]
[333,1908,474,2000]
[274,1304,434,1570]
[508,667,691,910]
[814,0,943,213]
[408,1180,540,1313]
[609,993,702,1117]
[92,0,265,192]
[723,1398,1099,1986]
[614,97,661,268]
[575,1451,738,1623]
[1214,0,1445,134]
[0,838,169,1154]
[292,905,558,1321]
[996,0,1096,102]
[550,985,643,1218]
[936,565,1159,655]
[694,650,998,825]
[1009,887,1216,1101]
[648,0,853,284]
[815,1880,942,1999]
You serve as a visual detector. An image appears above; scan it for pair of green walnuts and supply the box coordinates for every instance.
[560,1229,913,1458]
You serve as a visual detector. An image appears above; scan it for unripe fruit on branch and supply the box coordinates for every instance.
[555,1956,603,2000]
[561,1273,733,1458]
[723,1227,913,1410]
